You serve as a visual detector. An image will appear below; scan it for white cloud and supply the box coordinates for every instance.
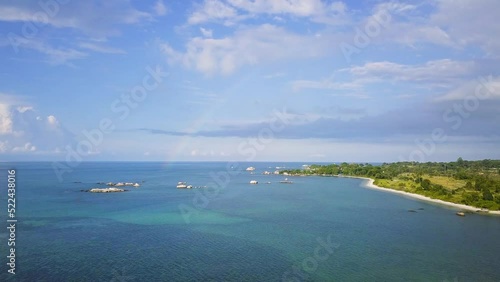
[0,103,13,134]
[0,96,74,155]
[200,27,213,38]
[171,137,497,162]
[341,2,451,48]
[6,37,87,65]
[154,0,167,16]
[363,1,500,55]
[47,115,58,126]
[431,0,500,56]
[227,0,326,17]
[0,1,152,37]
[78,42,126,54]
[372,2,417,15]
[330,2,347,15]
[292,59,481,99]
[0,141,7,152]
[291,78,362,93]
[381,23,454,48]
[187,0,349,26]
[12,142,36,152]
[162,24,329,75]
[186,146,230,159]
[0,1,152,64]
[16,106,32,113]
[436,76,500,101]
[345,59,476,83]
[188,0,240,25]
[0,6,33,23]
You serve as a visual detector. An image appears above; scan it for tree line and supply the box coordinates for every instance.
[281,158,500,210]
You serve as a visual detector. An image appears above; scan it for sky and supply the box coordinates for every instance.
[0,0,499,163]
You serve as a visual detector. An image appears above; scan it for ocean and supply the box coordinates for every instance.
[0,162,499,281]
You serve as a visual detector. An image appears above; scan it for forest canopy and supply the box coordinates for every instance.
[281,159,500,210]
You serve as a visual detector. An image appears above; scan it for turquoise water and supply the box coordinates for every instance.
[0,162,499,281]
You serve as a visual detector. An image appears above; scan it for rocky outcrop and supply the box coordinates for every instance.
[84,188,127,193]
[106,182,140,187]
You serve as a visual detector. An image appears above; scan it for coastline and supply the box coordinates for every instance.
[340,175,500,216]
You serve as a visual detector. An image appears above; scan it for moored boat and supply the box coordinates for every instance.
[177,182,192,189]
[279,178,293,184]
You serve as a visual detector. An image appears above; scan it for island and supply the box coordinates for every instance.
[79,181,141,193]
[83,188,127,193]
[280,158,500,214]
[106,182,140,187]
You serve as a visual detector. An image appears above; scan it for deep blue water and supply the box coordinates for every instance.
[0,162,499,281]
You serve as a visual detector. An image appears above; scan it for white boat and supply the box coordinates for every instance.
[246,167,256,171]
[279,178,293,184]
[249,180,258,184]
[176,182,192,189]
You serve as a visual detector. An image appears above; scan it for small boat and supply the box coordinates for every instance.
[249,180,258,184]
[279,178,293,184]
[456,211,465,217]
[246,167,256,171]
[176,182,192,189]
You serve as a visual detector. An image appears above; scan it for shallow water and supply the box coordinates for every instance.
[0,162,499,281]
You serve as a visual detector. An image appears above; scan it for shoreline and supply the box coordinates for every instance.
[341,175,500,216]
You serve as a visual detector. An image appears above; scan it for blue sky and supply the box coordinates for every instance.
[1,0,499,162]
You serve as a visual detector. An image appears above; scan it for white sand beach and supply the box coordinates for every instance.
[342,176,500,216]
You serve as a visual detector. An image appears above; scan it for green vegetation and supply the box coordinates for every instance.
[281,158,500,211]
